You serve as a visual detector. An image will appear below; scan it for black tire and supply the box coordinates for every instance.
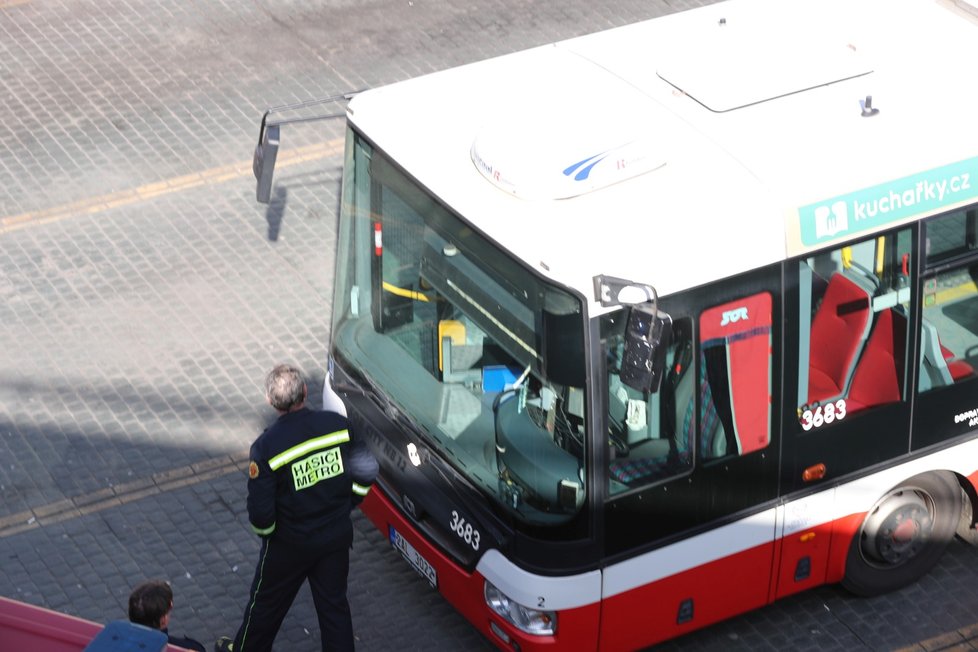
[842,471,962,597]
[957,487,978,547]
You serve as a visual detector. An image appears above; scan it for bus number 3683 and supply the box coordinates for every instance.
[450,510,481,551]
[801,400,847,431]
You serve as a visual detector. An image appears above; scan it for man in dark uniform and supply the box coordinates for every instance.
[216,363,378,652]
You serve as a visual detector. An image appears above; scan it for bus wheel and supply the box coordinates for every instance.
[842,472,962,597]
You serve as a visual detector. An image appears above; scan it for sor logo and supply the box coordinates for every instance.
[720,307,749,326]
[814,200,849,239]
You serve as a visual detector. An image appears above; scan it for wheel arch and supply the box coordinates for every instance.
[839,469,963,596]
[952,469,978,544]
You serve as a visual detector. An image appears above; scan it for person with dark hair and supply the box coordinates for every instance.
[215,363,378,652]
[128,579,205,651]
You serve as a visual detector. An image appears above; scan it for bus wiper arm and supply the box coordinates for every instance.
[417,442,507,544]
[332,378,400,421]
[335,379,504,543]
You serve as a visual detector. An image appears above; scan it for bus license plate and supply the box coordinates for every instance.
[390,526,437,589]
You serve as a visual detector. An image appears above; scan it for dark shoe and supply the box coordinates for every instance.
[214,636,234,652]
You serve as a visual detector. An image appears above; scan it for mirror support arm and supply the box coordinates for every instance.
[253,89,366,204]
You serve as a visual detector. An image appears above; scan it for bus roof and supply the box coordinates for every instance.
[346,0,978,303]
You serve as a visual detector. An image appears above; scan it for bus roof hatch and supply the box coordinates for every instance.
[656,10,873,112]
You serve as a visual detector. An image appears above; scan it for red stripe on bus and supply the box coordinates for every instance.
[363,481,974,651]
[360,489,601,652]
[599,540,773,651]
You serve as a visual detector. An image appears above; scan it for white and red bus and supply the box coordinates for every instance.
[256,0,978,648]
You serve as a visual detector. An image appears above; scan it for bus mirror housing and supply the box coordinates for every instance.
[254,123,280,204]
[621,305,672,394]
[593,274,671,393]
[594,274,651,307]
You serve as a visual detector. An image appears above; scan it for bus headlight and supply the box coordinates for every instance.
[484,580,556,636]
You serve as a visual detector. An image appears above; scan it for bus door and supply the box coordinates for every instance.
[778,227,916,593]
[599,265,781,651]
[912,207,978,451]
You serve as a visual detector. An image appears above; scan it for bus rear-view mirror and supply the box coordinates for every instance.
[620,305,672,394]
[254,123,280,204]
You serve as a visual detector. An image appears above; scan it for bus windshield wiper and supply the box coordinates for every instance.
[335,377,504,543]
[414,435,507,545]
[332,377,400,421]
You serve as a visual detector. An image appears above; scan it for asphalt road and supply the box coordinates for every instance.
[1,0,977,650]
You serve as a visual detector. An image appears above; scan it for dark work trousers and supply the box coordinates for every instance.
[232,530,355,652]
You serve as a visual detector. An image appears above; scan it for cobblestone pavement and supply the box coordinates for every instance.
[1,0,977,650]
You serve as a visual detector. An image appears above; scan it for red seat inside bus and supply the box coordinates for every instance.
[807,273,872,404]
[845,308,905,413]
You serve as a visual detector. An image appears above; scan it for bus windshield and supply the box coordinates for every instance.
[331,130,588,525]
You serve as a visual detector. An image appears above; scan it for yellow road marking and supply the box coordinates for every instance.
[894,620,978,651]
[0,138,344,235]
[0,0,31,8]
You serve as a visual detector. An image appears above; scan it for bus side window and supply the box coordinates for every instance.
[919,209,978,392]
[698,293,772,460]
[607,318,694,493]
[796,229,912,428]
